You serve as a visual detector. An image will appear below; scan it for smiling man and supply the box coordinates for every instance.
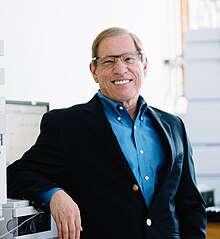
[7,27,206,239]
[90,31,147,121]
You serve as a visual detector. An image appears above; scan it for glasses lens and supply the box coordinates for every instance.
[99,56,115,66]
[121,52,140,65]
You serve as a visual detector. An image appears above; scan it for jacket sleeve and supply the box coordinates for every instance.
[7,110,67,210]
[175,118,207,239]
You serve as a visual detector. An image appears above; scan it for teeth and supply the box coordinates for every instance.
[114,80,130,85]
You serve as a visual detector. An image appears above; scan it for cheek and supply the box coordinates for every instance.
[133,68,144,81]
[94,68,103,83]
[139,66,147,79]
[136,62,147,76]
[99,71,112,84]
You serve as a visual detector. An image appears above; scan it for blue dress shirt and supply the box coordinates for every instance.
[98,91,165,207]
[39,91,165,208]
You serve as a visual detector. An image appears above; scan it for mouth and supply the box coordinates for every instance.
[113,79,131,85]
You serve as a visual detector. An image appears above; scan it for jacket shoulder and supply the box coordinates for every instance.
[148,106,187,139]
[148,106,181,124]
[40,94,102,127]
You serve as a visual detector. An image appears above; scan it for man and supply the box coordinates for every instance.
[7,27,206,239]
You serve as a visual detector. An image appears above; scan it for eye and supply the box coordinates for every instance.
[123,54,136,63]
[101,57,115,65]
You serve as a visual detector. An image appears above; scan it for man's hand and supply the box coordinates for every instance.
[50,190,82,239]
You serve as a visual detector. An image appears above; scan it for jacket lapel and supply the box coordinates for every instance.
[82,95,137,180]
[146,107,176,188]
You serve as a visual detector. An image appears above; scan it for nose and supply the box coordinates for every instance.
[113,57,128,74]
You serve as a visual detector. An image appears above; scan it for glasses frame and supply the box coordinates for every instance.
[92,51,144,67]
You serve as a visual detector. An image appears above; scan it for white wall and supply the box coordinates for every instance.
[0,0,182,110]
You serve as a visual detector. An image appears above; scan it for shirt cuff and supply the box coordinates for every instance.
[38,187,62,209]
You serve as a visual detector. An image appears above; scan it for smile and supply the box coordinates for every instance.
[114,80,130,85]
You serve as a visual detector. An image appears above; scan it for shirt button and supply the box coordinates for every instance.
[134,125,137,130]
[145,176,149,181]
[140,149,144,154]
[119,106,123,110]
[140,116,144,121]
[133,184,139,191]
[146,218,152,226]
[117,116,121,121]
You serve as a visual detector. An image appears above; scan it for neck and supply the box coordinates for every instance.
[128,107,138,121]
[121,101,138,121]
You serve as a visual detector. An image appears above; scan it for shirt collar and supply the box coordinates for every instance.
[97,90,148,117]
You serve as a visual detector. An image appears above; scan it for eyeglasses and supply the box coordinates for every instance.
[92,51,144,68]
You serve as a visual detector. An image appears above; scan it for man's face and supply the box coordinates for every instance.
[90,34,148,105]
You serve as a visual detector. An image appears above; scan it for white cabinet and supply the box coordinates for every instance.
[186,101,220,144]
[185,61,220,99]
[193,146,220,175]
[184,28,220,204]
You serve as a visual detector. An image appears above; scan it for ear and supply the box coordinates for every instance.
[90,63,99,83]
[143,57,148,78]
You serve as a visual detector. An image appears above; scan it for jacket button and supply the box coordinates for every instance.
[146,218,152,226]
[132,184,139,191]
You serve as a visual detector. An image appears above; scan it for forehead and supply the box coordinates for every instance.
[98,34,137,56]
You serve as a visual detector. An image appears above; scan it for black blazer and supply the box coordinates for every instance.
[7,94,206,239]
